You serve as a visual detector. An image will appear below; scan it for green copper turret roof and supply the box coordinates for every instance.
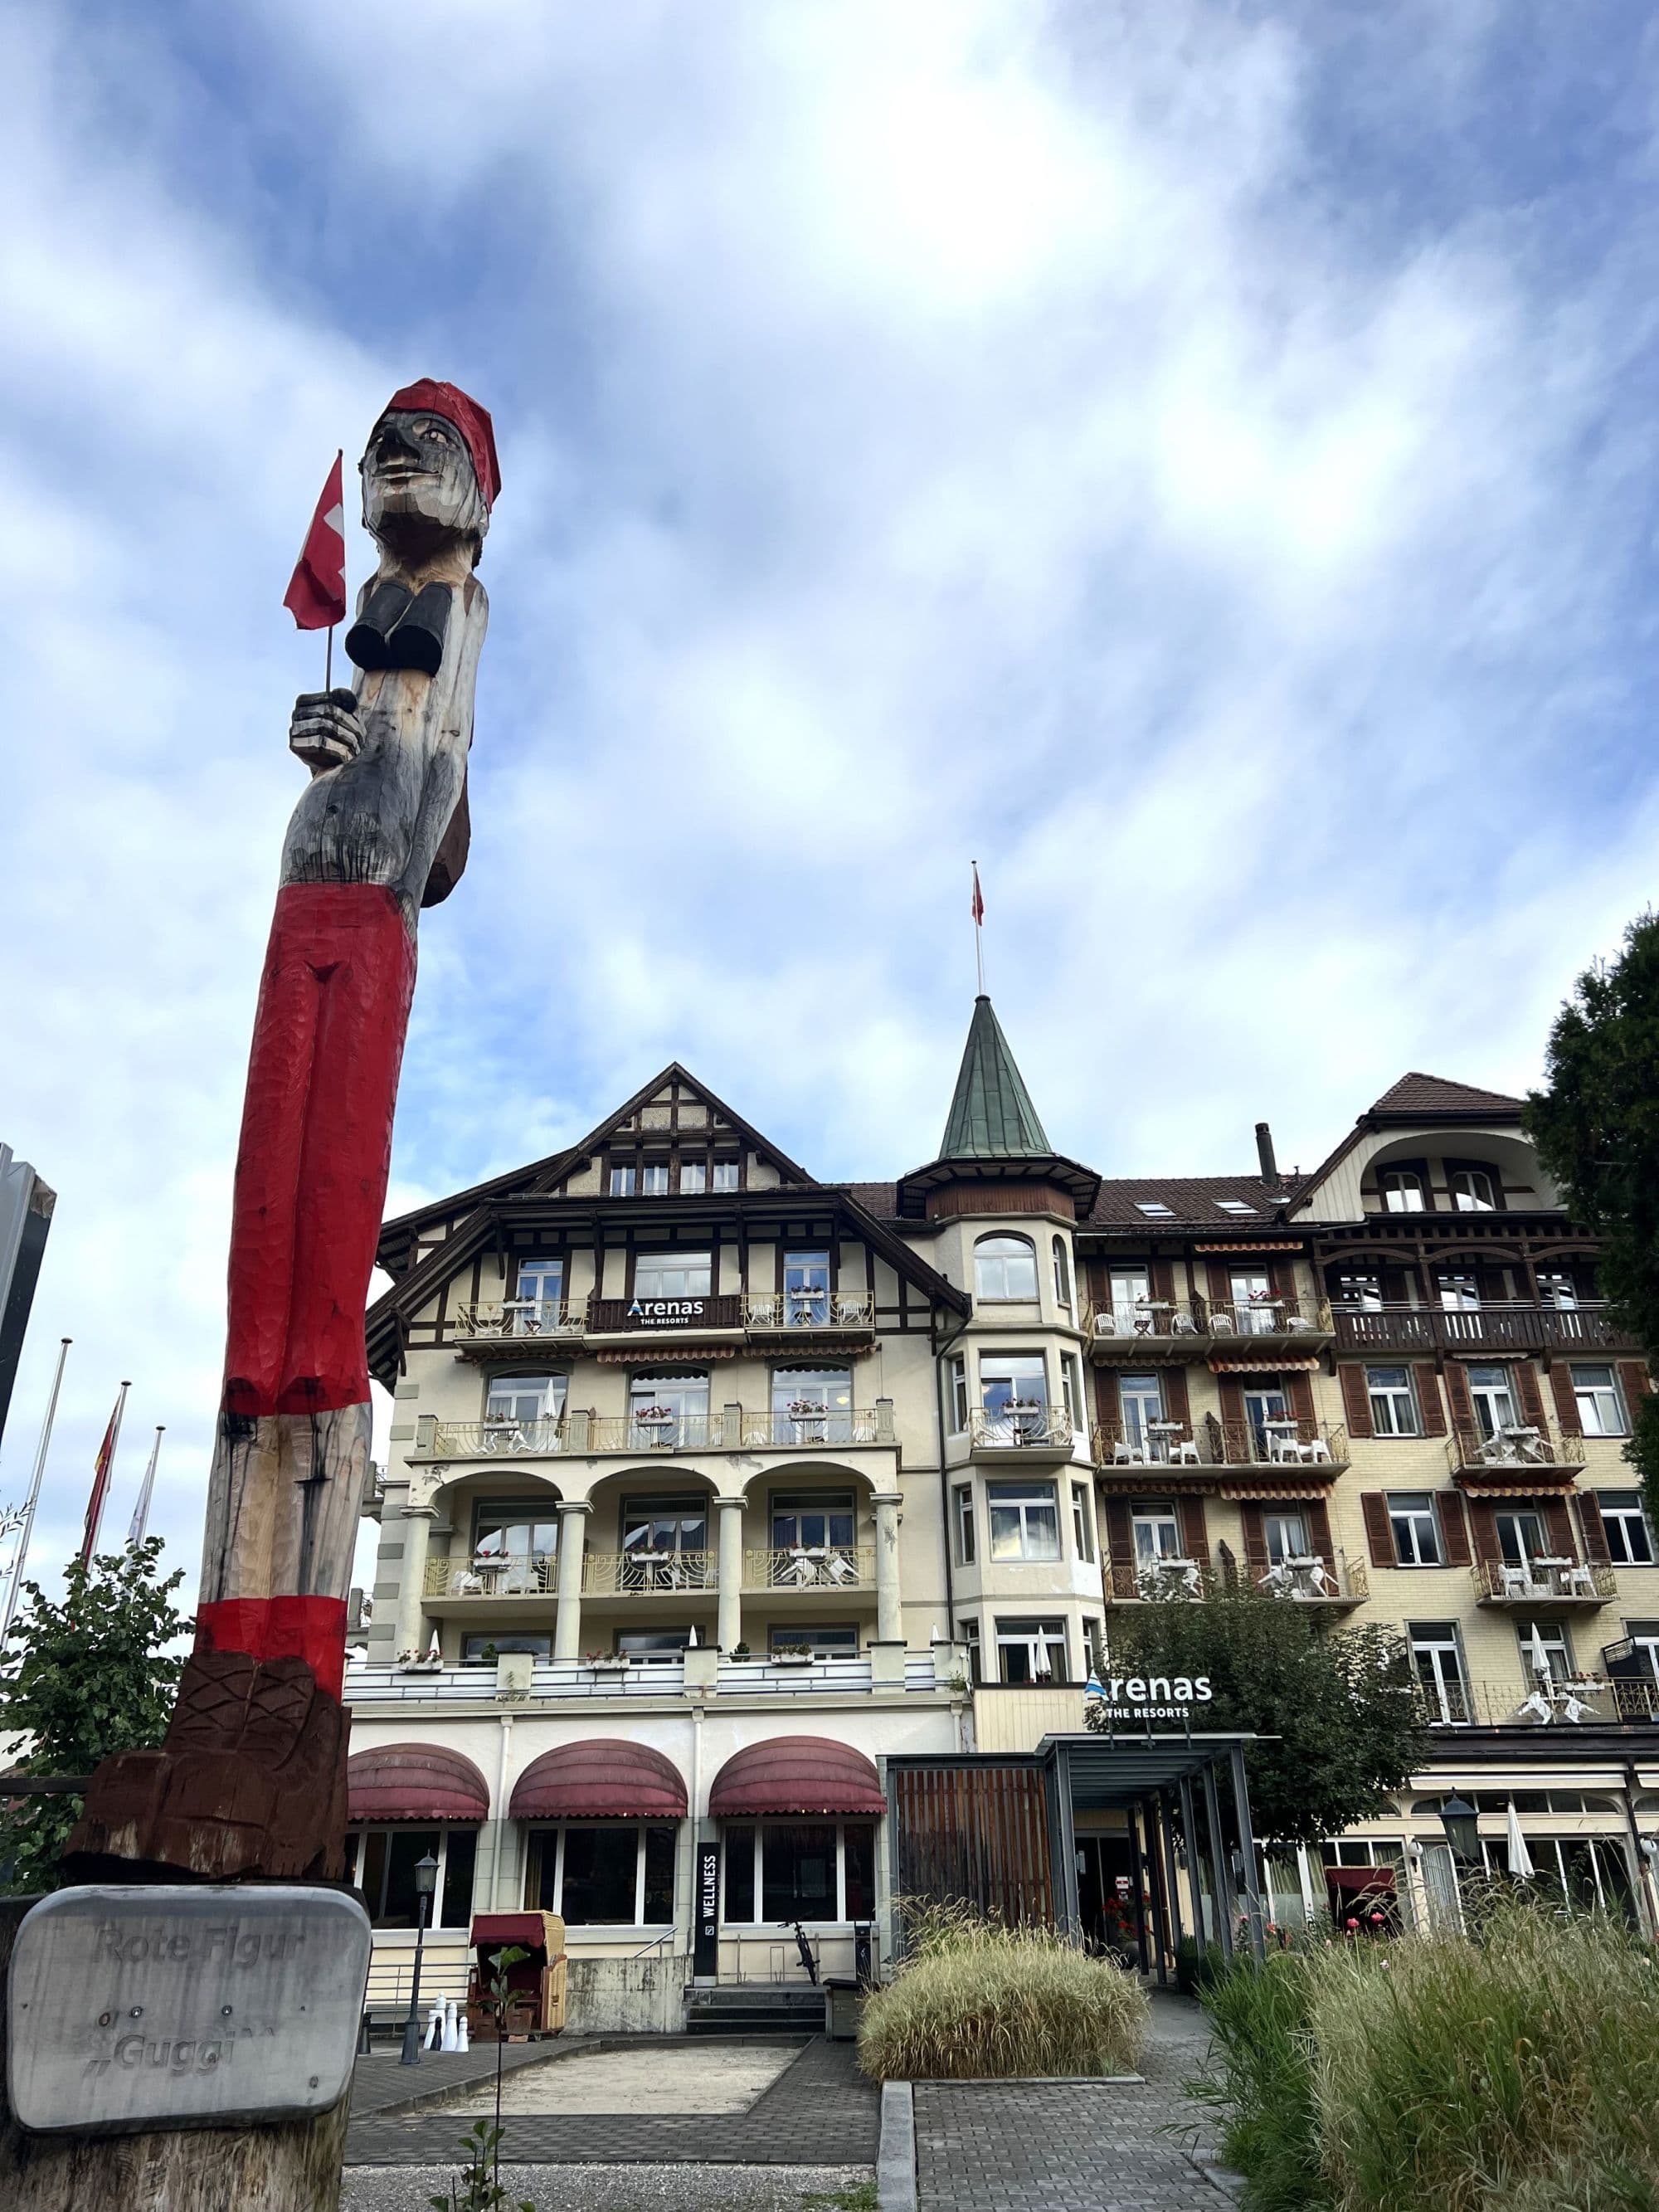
[940,996,1052,1159]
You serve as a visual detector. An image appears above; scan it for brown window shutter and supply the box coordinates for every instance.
[1467,1498,1501,1563]
[1287,1373,1316,1424]
[1435,1490,1472,1566]
[1163,1367,1192,1429]
[1207,1262,1233,1308]
[1544,1496,1575,1558]
[1104,1498,1133,1563]
[1549,1362,1583,1436]
[1151,1259,1176,1303]
[1340,1366,1374,1440]
[1443,1362,1473,1429]
[1177,1493,1209,1560]
[1414,1364,1447,1436]
[1576,1491,1612,1565]
[1219,1377,1245,1427]
[1515,1361,1546,1430]
[1306,1498,1334,1565]
[1239,1503,1268,1572]
[1094,1371,1121,1429]
[1618,1361,1654,1408]
[1361,1493,1395,1566]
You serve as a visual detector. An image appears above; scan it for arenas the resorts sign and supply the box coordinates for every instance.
[1087,1674,1213,1725]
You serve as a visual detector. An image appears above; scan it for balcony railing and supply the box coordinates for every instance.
[741,1291,875,1332]
[1412,1672,1659,1727]
[1447,1426,1586,1478]
[452,1299,585,1342]
[345,1653,946,1706]
[741,1408,892,1448]
[1102,1552,1366,1605]
[425,1555,556,1599]
[1102,1557,1210,1603]
[1209,1297,1334,1341]
[1471,1558,1614,1605]
[744,1546,874,1591]
[418,1408,894,1462]
[584,1549,717,1595]
[1092,1416,1349,1471]
[968,1408,1076,1453]
[1332,1300,1637,1355]
[1083,1299,1210,1346]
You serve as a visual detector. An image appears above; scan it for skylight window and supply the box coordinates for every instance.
[1216,1200,1258,1216]
[1135,1201,1175,1219]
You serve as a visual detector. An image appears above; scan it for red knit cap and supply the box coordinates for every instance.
[383,379,501,509]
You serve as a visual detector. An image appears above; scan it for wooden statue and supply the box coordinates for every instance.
[68,382,498,1883]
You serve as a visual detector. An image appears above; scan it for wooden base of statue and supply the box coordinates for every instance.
[0,1900,352,2212]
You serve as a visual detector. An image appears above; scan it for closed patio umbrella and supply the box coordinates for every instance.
[1506,1800,1535,1880]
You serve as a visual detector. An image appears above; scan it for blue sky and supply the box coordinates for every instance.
[4,0,1659,1601]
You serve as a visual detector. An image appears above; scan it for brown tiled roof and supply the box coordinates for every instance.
[1084,1177,1284,1229]
[832,1182,901,1220]
[1368,1072,1525,1118]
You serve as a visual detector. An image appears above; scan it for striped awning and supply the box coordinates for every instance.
[1218,1483,1329,1501]
[594,1346,742,1362]
[1457,1476,1577,1498]
[348,1743,489,1823]
[1208,1356,1321,1374]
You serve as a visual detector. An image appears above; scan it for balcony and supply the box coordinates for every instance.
[1208,1297,1334,1351]
[741,1290,876,1339]
[346,1650,947,1708]
[452,1298,586,1344]
[968,1408,1077,1463]
[740,1407,893,1448]
[449,1289,878,1355]
[425,1555,557,1601]
[585,1549,717,1596]
[1412,1672,1657,1727]
[1332,1300,1637,1357]
[421,1544,878,1602]
[1092,1416,1350,1475]
[1447,1426,1586,1483]
[1102,1557,1209,1604]
[744,1546,875,1591]
[1102,1550,1366,1607]
[1471,1558,1614,1608]
[1082,1300,1212,1363]
[415,1406,893,1463]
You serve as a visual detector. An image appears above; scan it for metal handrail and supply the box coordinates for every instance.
[744,1545,874,1590]
[453,1299,585,1340]
[742,1291,876,1330]
[740,1409,888,1447]
[1447,1426,1586,1474]
[1092,1417,1350,1469]
[1082,1299,1209,1342]
[1207,1297,1334,1338]
[583,1548,717,1594]
[1471,1558,1615,1603]
[968,1408,1075,1450]
[425,1555,556,1599]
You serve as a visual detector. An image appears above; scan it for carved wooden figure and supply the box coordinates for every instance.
[69,382,498,1884]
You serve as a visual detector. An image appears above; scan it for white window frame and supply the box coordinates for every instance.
[516,1256,565,1303]
[1408,1621,1470,1722]
[1053,1236,1073,1314]
[608,1164,636,1196]
[1387,1493,1442,1566]
[1452,1168,1496,1212]
[959,1619,982,1683]
[1131,1500,1182,1566]
[1060,1353,1085,1429]
[986,1481,1061,1562]
[1071,1483,1095,1562]
[484,1372,566,1425]
[1600,1492,1653,1566]
[1467,1363,1518,1438]
[1263,1510,1311,1565]
[719,1818,875,1925]
[634,1251,713,1299]
[948,1354,970,1434]
[1108,1267,1151,1328]
[993,1616,1068,1684]
[640,1164,670,1196]
[1381,1170,1425,1214]
[1572,1365,1627,1437]
[1135,1201,1174,1219]
[975,1234,1039,1302]
[528,1821,679,1927]
[712,1160,741,1191]
[678,1160,707,1194]
[1516,1619,1574,1683]
[953,1484,976,1566]
[1119,1372,1164,1454]
[1367,1366,1419,1437]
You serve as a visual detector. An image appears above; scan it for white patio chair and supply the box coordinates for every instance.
[1170,1439,1200,1466]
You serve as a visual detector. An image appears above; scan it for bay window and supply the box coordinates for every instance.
[994,1616,1068,1684]
[987,1480,1060,1561]
[975,1235,1039,1302]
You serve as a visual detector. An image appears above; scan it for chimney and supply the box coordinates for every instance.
[1255,1121,1279,1186]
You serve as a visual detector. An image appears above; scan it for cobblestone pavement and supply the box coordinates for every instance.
[343,2160,874,2210]
[347,2034,879,2169]
[913,1990,1220,2212]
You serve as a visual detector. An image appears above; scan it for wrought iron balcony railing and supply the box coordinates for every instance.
[584,1548,717,1594]
[1471,1558,1615,1605]
[452,1299,585,1341]
[968,1408,1076,1452]
[1208,1297,1334,1340]
[741,1408,892,1448]
[744,1545,874,1591]
[741,1291,876,1332]
[1083,1299,1209,1344]
[1447,1426,1586,1477]
[424,1554,557,1599]
[1102,1552,1366,1605]
[1092,1416,1349,1471]
[1412,1671,1659,1727]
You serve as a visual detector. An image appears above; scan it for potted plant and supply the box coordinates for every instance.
[773,1643,815,1668]
[397,1647,444,1673]
[586,1649,630,1672]
[729,1641,752,1661]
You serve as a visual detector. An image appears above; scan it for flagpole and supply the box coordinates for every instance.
[128,1425,164,1547]
[80,1380,131,1567]
[1,1336,69,1646]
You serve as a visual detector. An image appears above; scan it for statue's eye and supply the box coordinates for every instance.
[420,421,449,442]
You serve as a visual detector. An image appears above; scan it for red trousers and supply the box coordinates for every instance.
[221,882,416,1418]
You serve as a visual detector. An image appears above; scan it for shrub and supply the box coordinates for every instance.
[857,1908,1147,2081]
[1187,1951,1326,2212]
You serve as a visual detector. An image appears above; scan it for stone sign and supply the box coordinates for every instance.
[7,1883,372,2136]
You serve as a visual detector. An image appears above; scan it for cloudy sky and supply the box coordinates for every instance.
[4,0,1658,1603]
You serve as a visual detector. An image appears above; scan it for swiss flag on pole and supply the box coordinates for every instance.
[283,451,348,631]
[971,863,985,926]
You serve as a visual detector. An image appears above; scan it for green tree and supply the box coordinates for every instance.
[0,1538,188,1893]
[1087,1588,1418,1846]
[1524,912,1659,1514]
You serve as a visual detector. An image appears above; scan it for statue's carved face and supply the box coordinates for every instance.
[360,410,489,547]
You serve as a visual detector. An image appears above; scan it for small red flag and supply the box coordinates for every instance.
[80,1383,130,1566]
[971,864,985,927]
[283,451,348,631]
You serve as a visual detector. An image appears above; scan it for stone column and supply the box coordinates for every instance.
[873,1490,903,1645]
[394,1503,437,1659]
[552,1501,591,1661]
[715,1496,746,1653]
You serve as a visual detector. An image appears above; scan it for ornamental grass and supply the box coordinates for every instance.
[1192,1898,1659,2212]
[856,1905,1148,2081]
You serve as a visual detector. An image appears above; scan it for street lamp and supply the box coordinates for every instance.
[1438,1795,1481,1864]
[399,1853,441,2065]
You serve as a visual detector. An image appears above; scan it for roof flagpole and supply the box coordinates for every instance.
[971,861,985,996]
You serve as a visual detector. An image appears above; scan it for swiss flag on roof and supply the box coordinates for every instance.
[283,451,348,631]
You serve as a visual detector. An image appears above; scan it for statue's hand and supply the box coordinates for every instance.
[289,689,366,775]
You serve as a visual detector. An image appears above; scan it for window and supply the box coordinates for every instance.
[1135,1201,1174,1219]
[1388,1493,1442,1566]
[1467,1363,1517,1439]
[1229,1269,1276,1335]
[1060,1354,1084,1430]
[352,1826,477,1929]
[948,1354,969,1433]
[1071,1483,1095,1562]
[1263,1511,1310,1566]
[634,1251,712,1298]
[771,1488,855,1551]
[609,1164,636,1196]
[1495,1508,1550,1571]
[1338,1272,1383,1311]
[462,1631,550,1664]
[783,1251,830,1325]
[628,1372,710,1446]
[771,1367,854,1441]
[516,1257,564,1305]
[1108,1268,1151,1327]
[1516,1620,1573,1683]
[472,1500,559,1580]
[1438,1271,1480,1311]
[640,1164,670,1196]
[767,1623,858,1656]
[1601,1492,1653,1566]
[484,1373,565,1434]
[1053,1236,1073,1313]
[1626,1620,1659,1681]
[979,1353,1049,1435]
[953,1485,976,1566]
[1217,1199,1258,1216]
[528,1824,677,1925]
[1120,1372,1164,1456]
[1538,1270,1579,1312]
[720,1820,877,1922]
[986,1481,1061,1561]
[678,1160,707,1195]
[1381,1169,1424,1213]
[1452,1168,1497,1212]
[1572,1365,1627,1436]
[1081,1616,1106,1677]
[1131,1500,1182,1566]
[975,1235,1039,1301]
[1367,1367,1419,1436]
[1408,1622,1469,1722]
[621,1491,708,1562]
[712,1160,741,1191]
[617,1629,696,1660]
[995,1617,1068,1683]
[959,1619,982,1683]
[1243,1383,1290,1458]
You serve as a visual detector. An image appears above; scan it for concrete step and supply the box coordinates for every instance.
[684,1985,825,2037]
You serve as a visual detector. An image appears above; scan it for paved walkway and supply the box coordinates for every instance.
[913,1990,1221,2212]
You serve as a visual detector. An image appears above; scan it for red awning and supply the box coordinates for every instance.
[509,1739,688,1821]
[348,1742,489,1823]
[472,1912,554,1948]
[709,1737,885,1818]
[1326,1865,1396,1892]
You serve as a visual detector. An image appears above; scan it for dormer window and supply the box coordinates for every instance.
[1452,1168,1496,1212]
[1135,1201,1174,1220]
[1380,1170,1424,1214]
